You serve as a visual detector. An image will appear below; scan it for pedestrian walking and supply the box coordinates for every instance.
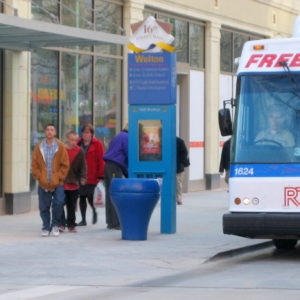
[103,124,128,230]
[77,124,105,226]
[219,138,231,184]
[63,130,87,232]
[32,124,69,237]
[176,137,190,205]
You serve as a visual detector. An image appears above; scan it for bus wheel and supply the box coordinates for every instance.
[272,239,298,250]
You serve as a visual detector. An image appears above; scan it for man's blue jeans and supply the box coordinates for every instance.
[38,186,65,231]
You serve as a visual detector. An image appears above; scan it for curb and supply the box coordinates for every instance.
[205,241,273,263]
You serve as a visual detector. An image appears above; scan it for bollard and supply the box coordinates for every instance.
[110,178,160,240]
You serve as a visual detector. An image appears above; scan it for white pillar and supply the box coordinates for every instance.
[3,0,31,214]
[204,21,221,189]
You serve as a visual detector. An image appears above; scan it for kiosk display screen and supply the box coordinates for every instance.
[138,120,162,161]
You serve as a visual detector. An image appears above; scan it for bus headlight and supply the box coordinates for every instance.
[252,197,259,205]
[243,197,250,205]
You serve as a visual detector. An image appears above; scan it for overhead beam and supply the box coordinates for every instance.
[0,13,128,50]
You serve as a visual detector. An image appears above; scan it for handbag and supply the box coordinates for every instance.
[93,181,106,208]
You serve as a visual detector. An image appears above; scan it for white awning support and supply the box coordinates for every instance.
[0,13,128,51]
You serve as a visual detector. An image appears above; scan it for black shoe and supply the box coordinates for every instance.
[77,220,87,226]
[92,211,98,225]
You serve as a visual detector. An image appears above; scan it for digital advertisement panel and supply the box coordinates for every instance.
[138,119,162,161]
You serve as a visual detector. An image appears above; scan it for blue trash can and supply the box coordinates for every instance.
[110,178,160,240]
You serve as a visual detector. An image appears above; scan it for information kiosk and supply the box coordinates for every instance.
[128,51,177,234]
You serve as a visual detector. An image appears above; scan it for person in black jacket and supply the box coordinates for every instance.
[219,138,231,183]
[176,137,190,205]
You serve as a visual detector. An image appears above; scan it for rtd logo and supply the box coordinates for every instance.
[245,53,300,68]
[284,187,300,207]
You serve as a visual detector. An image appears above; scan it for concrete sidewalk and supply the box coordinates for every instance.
[0,189,268,298]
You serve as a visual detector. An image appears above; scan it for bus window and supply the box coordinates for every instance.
[233,74,300,163]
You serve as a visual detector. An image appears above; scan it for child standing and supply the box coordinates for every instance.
[64,130,87,232]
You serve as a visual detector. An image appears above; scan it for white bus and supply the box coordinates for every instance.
[220,18,300,250]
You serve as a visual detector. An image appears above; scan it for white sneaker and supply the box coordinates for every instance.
[51,226,60,237]
[41,230,50,237]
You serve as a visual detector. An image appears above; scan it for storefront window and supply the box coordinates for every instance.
[31,1,123,156]
[190,23,205,68]
[60,53,93,138]
[94,57,122,148]
[95,0,123,56]
[60,52,78,137]
[31,49,59,146]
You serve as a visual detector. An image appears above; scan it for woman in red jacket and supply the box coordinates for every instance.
[77,124,105,226]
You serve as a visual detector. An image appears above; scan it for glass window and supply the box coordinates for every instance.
[31,49,59,146]
[221,29,265,73]
[31,0,59,23]
[173,19,188,63]
[94,57,122,148]
[60,53,93,138]
[233,33,249,72]
[157,15,188,63]
[157,15,170,23]
[143,10,155,19]
[0,50,2,196]
[220,30,233,73]
[189,23,205,68]
[61,0,93,51]
[31,49,59,191]
[232,75,300,163]
[61,0,92,29]
[95,0,123,56]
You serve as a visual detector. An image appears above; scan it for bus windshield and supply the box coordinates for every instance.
[232,73,300,163]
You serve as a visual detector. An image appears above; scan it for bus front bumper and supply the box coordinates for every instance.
[223,213,300,238]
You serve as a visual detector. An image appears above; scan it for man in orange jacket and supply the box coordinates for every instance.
[32,124,69,237]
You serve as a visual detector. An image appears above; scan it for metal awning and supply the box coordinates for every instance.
[0,13,128,51]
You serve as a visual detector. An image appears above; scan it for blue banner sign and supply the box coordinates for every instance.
[128,52,176,105]
[230,163,300,178]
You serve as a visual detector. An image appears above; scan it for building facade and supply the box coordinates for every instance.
[0,0,299,214]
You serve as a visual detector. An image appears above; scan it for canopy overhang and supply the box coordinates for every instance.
[0,13,128,51]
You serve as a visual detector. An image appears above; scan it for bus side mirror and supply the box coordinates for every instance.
[219,108,233,136]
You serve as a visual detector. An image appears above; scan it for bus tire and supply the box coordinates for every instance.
[272,239,298,250]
